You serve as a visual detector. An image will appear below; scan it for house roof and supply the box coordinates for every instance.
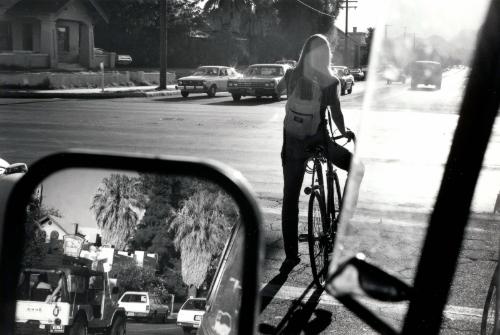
[6,0,108,23]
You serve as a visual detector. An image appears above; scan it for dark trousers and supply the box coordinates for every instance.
[281,130,352,259]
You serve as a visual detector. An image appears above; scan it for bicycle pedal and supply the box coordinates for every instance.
[298,234,309,242]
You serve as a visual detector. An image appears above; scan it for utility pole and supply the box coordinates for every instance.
[384,24,392,39]
[340,0,357,66]
[159,0,167,90]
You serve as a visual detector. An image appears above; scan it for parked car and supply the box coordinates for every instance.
[177,66,242,98]
[227,63,290,101]
[349,68,365,81]
[331,65,355,95]
[411,60,443,89]
[94,48,133,66]
[177,297,207,334]
[118,291,170,323]
[275,59,297,67]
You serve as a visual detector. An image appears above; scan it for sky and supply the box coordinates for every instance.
[335,0,489,39]
[41,169,139,235]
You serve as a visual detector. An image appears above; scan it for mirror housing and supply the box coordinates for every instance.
[0,150,263,334]
[327,253,412,302]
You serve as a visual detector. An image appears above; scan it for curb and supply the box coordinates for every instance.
[0,89,181,99]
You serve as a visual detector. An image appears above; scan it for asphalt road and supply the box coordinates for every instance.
[1,69,498,334]
[127,321,184,335]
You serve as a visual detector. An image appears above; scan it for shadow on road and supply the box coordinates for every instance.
[207,98,284,106]
[259,276,332,335]
[153,95,217,102]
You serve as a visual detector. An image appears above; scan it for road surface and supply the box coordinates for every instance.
[1,70,498,333]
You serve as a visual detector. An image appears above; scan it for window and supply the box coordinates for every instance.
[22,23,33,51]
[0,22,12,51]
[122,294,147,303]
[57,26,69,52]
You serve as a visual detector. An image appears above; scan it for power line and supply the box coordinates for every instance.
[294,0,336,18]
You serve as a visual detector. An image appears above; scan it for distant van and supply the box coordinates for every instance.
[411,61,443,90]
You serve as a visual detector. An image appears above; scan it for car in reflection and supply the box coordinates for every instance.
[331,66,355,95]
[177,66,242,98]
[410,60,443,89]
[227,63,290,101]
[117,291,170,322]
[349,68,365,81]
[177,297,207,334]
[275,59,297,67]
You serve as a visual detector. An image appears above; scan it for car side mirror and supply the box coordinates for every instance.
[325,254,413,334]
[0,151,263,334]
[327,254,412,302]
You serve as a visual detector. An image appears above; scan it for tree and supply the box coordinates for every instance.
[95,0,205,67]
[169,185,239,297]
[23,198,62,267]
[275,0,341,59]
[90,174,145,250]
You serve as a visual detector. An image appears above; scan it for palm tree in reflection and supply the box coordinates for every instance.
[91,174,145,250]
[170,187,238,297]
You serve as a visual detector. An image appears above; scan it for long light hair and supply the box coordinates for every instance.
[290,34,334,98]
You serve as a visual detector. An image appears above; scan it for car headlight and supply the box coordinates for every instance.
[228,82,234,87]
[178,81,183,86]
[265,81,275,87]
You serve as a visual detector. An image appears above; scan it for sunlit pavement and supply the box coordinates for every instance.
[1,68,497,334]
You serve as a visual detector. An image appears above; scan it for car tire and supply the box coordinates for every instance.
[67,315,88,335]
[107,315,126,335]
[162,312,168,323]
[207,85,216,97]
[232,94,241,102]
[182,326,193,335]
[347,86,352,94]
[181,91,189,98]
[341,85,346,95]
[272,94,281,101]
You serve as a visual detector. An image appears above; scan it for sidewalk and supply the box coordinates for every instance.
[0,85,181,99]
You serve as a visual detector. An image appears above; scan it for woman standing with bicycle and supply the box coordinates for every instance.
[277,34,363,273]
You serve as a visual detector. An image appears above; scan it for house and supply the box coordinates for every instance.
[37,215,68,243]
[0,0,113,69]
[332,26,368,67]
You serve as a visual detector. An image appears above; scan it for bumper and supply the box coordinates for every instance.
[228,87,278,96]
[15,323,66,334]
[126,311,151,318]
[177,321,200,328]
[176,85,208,93]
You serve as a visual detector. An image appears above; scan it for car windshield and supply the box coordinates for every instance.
[192,67,219,76]
[246,66,283,76]
[182,299,206,311]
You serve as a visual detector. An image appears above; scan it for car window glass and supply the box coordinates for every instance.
[326,0,492,332]
[183,299,206,311]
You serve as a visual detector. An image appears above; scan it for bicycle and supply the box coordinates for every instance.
[481,261,498,335]
[298,108,355,287]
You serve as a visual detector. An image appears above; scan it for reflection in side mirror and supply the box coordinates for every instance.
[327,254,412,302]
[15,167,245,334]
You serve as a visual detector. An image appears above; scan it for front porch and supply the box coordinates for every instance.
[0,0,110,70]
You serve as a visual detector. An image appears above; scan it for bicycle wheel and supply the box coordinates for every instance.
[308,190,329,287]
[481,265,498,335]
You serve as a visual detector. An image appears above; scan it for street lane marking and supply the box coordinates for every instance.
[260,284,484,322]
